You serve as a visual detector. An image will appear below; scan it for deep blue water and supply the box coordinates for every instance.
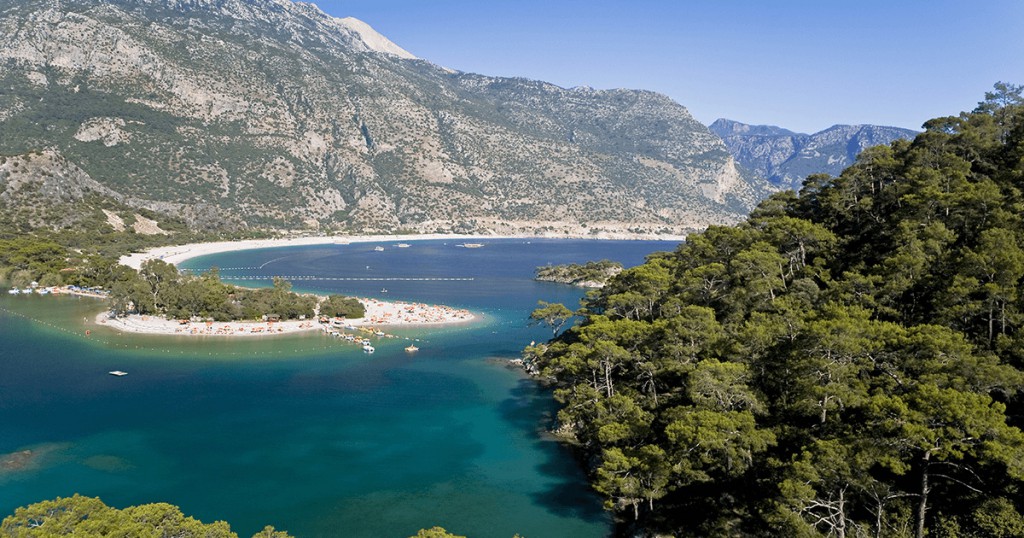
[0,239,677,537]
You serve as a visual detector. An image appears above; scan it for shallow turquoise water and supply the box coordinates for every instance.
[0,239,676,537]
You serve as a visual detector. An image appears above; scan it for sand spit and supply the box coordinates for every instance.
[98,296,474,337]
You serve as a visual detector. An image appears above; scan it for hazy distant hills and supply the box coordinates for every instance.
[709,119,918,191]
[0,0,768,236]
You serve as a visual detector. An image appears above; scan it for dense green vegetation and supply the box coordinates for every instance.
[319,294,367,319]
[0,208,362,323]
[525,84,1024,536]
[535,260,623,287]
[0,496,475,538]
[105,260,365,322]
[0,195,268,290]
[0,495,293,537]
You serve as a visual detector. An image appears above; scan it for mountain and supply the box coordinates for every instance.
[709,118,917,191]
[0,0,766,237]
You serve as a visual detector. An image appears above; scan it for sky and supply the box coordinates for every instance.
[308,0,1024,134]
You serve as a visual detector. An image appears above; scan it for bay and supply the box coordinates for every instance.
[0,238,677,537]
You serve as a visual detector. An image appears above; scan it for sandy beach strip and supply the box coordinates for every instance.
[97,296,474,337]
[119,234,509,270]
[109,232,678,337]
[118,232,686,270]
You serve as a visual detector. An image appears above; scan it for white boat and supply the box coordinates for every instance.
[362,344,375,353]
[395,243,411,248]
[374,246,385,252]
[7,288,19,295]
[381,288,388,293]
[108,371,128,377]
[374,330,385,337]
[405,345,419,353]
[459,243,484,248]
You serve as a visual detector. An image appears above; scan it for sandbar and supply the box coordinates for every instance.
[98,296,474,337]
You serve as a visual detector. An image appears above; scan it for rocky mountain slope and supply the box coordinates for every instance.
[710,119,917,191]
[0,0,766,236]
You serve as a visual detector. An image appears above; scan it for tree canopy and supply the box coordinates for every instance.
[527,84,1024,537]
[0,495,293,538]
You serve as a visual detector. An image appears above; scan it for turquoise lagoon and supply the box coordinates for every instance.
[0,239,677,537]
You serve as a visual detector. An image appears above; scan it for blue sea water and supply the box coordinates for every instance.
[0,239,677,537]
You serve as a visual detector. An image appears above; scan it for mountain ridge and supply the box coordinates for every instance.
[0,0,766,236]
[710,118,917,190]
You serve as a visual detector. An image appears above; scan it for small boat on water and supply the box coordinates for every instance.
[405,345,419,353]
[7,288,19,295]
[108,371,128,377]
[362,344,375,353]
[381,288,388,293]
[395,243,411,248]
[459,243,484,248]
[374,246,385,252]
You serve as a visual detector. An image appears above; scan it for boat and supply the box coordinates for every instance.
[362,344,375,353]
[7,288,18,295]
[460,243,484,248]
[381,288,388,293]
[108,371,128,377]
[405,345,419,353]
[374,330,385,337]
[395,243,411,248]
[374,246,385,252]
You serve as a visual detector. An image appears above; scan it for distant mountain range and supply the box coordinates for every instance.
[0,0,769,237]
[709,119,918,191]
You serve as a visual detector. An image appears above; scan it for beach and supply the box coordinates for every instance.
[97,296,474,337]
[110,233,679,337]
[118,232,686,270]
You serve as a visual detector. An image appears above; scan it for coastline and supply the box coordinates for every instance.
[96,296,475,337]
[108,232,677,338]
[118,232,686,270]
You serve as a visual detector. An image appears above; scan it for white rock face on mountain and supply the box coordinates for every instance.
[336,16,416,59]
[0,0,767,234]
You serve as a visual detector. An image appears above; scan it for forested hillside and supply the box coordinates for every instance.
[525,84,1024,537]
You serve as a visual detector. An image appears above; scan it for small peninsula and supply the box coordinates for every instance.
[535,260,623,288]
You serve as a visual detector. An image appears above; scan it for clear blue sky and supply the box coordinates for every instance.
[311,0,1024,134]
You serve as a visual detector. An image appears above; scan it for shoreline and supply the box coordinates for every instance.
[97,296,475,337]
[109,232,679,338]
[119,233,686,270]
